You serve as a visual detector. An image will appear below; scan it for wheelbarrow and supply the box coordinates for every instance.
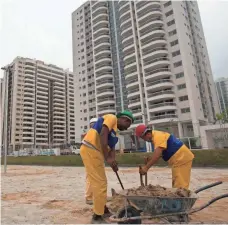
[109,181,228,224]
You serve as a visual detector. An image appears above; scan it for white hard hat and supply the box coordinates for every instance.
[90,118,98,124]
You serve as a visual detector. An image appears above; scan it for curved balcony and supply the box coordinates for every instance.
[119,12,131,25]
[146,79,174,92]
[97,107,116,115]
[124,65,137,77]
[96,74,113,81]
[131,108,143,118]
[127,88,140,99]
[92,8,108,21]
[94,42,111,54]
[97,97,116,106]
[93,21,109,33]
[125,71,138,80]
[126,78,139,89]
[93,14,108,26]
[94,43,111,55]
[93,29,109,40]
[94,35,110,46]
[119,1,129,11]
[149,114,178,124]
[144,57,170,72]
[95,65,112,74]
[92,1,107,12]
[141,37,167,50]
[122,37,134,50]
[147,90,175,103]
[140,21,164,37]
[95,51,111,62]
[123,45,135,58]
[119,2,130,15]
[128,99,141,108]
[120,19,132,33]
[93,27,109,39]
[137,7,162,21]
[137,1,160,12]
[97,89,114,97]
[140,28,165,41]
[95,57,112,67]
[121,28,133,40]
[145,68,172,82]
[96,79,114,89]
[148,102,177,113]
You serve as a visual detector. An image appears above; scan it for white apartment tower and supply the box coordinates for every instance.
[72,1,219,141]
[216,77,228,117]
[1,57,76,152]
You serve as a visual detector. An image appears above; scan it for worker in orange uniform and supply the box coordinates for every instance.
[80,111,134,224]
[135,125,194,189]
[84,118,98,205]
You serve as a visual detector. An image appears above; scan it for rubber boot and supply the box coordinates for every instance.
[91,214,107,224]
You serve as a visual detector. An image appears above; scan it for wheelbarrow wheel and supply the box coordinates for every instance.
[117,206,141,224]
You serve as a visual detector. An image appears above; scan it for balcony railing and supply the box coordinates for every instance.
[147,90,174,98]
[146,79,172,87]
[128,88,139,94]
[145,67,171,77]
[143,47,167,56]
[144,57,169,67]
[149,102,176,109]
[150,114,178,120]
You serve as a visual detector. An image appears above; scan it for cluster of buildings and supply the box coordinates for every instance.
[1,1,228,152]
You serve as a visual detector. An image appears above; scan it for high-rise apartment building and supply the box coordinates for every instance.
[216,77,228,117]
[0,57,76,152]
[72,0,219,141]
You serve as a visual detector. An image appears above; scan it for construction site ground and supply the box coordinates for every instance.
[1,165,228,224]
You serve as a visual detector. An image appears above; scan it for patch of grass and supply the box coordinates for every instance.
[2,149,228,167]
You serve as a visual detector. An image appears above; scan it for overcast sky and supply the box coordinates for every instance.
[0,0,228,79]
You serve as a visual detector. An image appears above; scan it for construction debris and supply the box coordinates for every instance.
[107,185,191,213]
[126,184,191,198]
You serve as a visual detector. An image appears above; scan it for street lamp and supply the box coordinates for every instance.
[1,66,9,173]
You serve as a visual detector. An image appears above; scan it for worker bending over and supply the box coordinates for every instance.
[80,111,134,224]
[135,125,194,189]
[84,118,98,205]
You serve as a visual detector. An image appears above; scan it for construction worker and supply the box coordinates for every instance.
[84,118,98,205]
[80,111,134,224]
[135,125,194,189]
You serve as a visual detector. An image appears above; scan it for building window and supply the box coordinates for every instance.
[172,50,181,57]
[167,19,175,26]
[178,83,186,90]
[175,72,184,79]
[164,1,171,7]
[168,29,177,36]
[181,108,190,113]
[179,95,188,101]
[165,10,173,17]
[170,39,178,47]
[174,61,182,68]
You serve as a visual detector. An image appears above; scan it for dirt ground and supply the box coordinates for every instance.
[1,165,228,224]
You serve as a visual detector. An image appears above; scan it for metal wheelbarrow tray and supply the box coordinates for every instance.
[109,181,228,224]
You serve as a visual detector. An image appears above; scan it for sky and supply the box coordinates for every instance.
[0,0,228,80]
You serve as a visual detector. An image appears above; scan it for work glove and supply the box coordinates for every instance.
[106,157,118,172]
[139,165,148,175]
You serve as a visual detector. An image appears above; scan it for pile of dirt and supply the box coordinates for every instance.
[108,194,126,213]
[126,184,190,198]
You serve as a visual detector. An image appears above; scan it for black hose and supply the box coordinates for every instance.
[194,181,223,194]
[189,194,228,214]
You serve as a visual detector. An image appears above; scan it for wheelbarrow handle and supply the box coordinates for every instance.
[189,193,228,214]
[194,181,223,194]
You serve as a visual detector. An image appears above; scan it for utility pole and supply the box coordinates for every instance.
[1,66,9,173]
